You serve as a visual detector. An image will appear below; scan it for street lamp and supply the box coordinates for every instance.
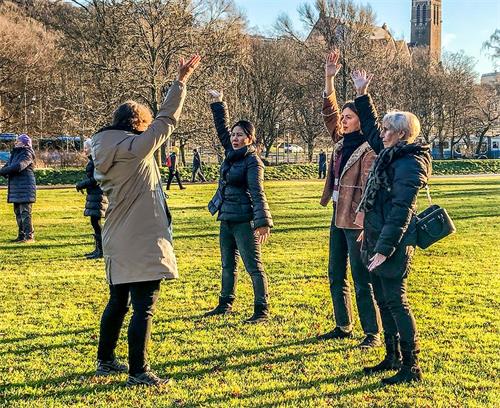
[275,122,280,165]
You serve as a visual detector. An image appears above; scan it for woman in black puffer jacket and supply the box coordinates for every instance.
[351,70,432,385]
[204,89,273,323]
[76,139,108,259]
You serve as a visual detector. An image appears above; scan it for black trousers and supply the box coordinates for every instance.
[328,218,380,334]
[13,202,34,240]
[371,273,418,346]
[97,279,161,375]
[90,215,102,236]
[166,170,184,189]
[219,221,269,305]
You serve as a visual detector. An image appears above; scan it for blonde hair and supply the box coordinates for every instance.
[112,100,153,132]
[382,111,421,143]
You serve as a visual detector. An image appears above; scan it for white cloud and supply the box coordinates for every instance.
[442,33,457,48]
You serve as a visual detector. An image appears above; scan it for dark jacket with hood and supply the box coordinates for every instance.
[0,146,36,203]
[355,94,432,278]
[208,102,273,229]
[76,156,109,218]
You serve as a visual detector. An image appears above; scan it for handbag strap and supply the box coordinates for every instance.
[425,184,432,206]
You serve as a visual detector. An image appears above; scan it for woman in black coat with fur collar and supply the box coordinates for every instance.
[351,70,432,385]
[204,89,273,323]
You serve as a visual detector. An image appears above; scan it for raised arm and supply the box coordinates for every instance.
[352,70,384,154]
[128,55,201,158]
[322,50,342,143]
[208,90,232,151]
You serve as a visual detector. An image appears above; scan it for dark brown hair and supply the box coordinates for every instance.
[231,120,256,144]
[341,101,359,116]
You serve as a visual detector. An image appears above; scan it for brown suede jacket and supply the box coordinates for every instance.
[319,91,376,229]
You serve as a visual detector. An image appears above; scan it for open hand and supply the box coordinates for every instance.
[325,50,342,78]
[254,226,271,245]
[208,89,223,103]
[177,54,202,83]
[351,69,373,96]
[368,252,387,272]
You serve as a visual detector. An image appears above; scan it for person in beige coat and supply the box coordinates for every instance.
[317,51,381,348]
[91,55,201,387]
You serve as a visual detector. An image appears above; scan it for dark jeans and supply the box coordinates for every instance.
[97,279,161,375]
[319,164,327,179]
[13,203,34,240]
[371,273,418,346]
[219,221,269,305]
[328,218,380,334]
[191,166,206,182]
[90,215,102,236]
[166,170,184,189]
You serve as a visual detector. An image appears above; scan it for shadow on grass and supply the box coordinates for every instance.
[195,373,382,407]
[0,339,94,357]
[0,328,93,345]
[0,372,124,403]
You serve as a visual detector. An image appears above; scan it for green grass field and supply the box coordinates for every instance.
[0,177,499,407]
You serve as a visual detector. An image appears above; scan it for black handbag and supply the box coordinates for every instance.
[416,185,456,249]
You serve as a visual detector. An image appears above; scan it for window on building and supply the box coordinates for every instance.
[493,141,499,149]
[422,4,427,23]
[416,4,421,25]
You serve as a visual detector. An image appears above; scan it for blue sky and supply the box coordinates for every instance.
[233,0,500,75]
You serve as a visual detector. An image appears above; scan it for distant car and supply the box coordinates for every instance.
[275,143,304,153]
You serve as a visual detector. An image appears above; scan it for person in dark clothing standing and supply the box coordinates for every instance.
[318,51,381,348]
[166,147,185,190]
[204,89,273,323]
[0,134,36,243]
[191,148,206,182]
[318,149,327,179]
[352,69,432,385]
[76,139,109,259]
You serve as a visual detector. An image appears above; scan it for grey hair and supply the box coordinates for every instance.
[382,111,421,143]
[83,138,93,153]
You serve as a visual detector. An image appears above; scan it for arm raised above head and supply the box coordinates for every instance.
[128,55,201,159]
[209,89,232,151]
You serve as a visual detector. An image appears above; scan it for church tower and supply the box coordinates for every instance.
[410,0,442,61]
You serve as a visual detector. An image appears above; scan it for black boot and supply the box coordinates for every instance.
[382,342,422,385]
[203,296,234,317]
[244,303,269,324]
[364,335,402,374]
[86,234,103,259]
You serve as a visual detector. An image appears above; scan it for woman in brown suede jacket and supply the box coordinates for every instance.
[317,51,381,348]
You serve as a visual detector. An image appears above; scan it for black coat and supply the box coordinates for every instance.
[192,151,202,169]
[76,157,108,218]
[168,152,178,172]
[0,146,36,203]
[355,94,432,278]
[208,102,273,229]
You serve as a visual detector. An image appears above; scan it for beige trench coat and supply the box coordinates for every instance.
[92,81,186,285]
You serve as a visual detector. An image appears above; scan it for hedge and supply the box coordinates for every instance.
[0,160,498,186]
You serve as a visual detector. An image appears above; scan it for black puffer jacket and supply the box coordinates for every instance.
[355,94,432,278]
[76,157,108,218]
[0,146,36,203]
[208,102,273,229]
